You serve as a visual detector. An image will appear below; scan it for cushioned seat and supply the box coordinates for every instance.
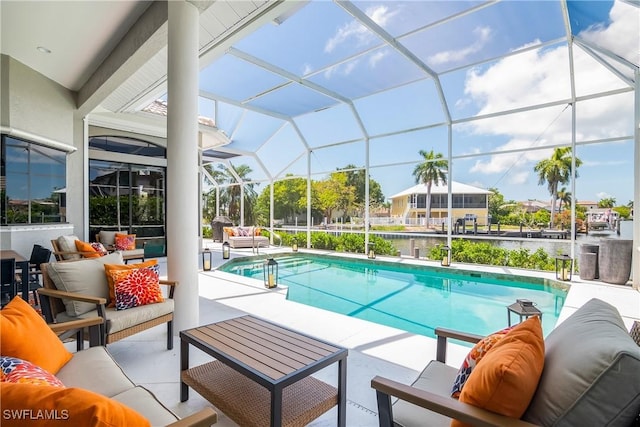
[372,298,640,427]
[38,252,177,349]
[96,230,146,263]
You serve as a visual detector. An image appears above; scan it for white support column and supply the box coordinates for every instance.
[633,68,639,289]
[167,1,199,332]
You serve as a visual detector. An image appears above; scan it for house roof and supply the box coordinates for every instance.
[390,181,491,199]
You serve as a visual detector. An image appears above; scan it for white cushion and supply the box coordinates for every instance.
[46,252,124,316]
[98,230,118,246]
[56,235,81,260]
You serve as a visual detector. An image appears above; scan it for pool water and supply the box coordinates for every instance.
[220,254,569,339]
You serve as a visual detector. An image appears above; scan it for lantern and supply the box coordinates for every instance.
[292,241,298,252]
[202,248,212,271]
[222,241,230,260]
[555,254,572,281]
[441,246,451,267]
[367,243,376,259]
[263,258,278,289]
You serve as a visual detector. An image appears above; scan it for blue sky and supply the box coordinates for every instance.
[199,0,638,207]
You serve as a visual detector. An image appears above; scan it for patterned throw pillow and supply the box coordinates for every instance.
[114,234,136,251]
[91,242,107,254]
[0,356,65,388]
[451,325,514,398]
[108,264,163,310]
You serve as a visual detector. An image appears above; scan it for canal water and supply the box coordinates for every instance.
[384,220,634,259]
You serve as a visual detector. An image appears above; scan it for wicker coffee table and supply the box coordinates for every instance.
[180,315,348,427]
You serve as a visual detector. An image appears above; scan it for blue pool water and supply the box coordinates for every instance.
[220,254,569,339]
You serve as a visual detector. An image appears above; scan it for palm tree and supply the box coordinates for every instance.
[557,187,571,213]
[412,150,447,224]
[205,163,257,225]
[534,147,581,226]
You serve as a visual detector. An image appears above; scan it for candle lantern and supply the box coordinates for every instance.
[441,245,451,267]
[367,243,376,259]
[222,241,230,260]
[202,248,212,271]
[555,254,573,281]
[292,241,298,252]
[263,258,278,289]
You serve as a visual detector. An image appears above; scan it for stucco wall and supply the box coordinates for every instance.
[2,55,75,143]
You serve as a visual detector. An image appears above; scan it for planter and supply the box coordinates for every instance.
[598,239,633,285]
[580,244,600,279]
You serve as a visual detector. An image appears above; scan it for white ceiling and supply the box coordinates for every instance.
[0,1,150,92]
[0,0,296,119]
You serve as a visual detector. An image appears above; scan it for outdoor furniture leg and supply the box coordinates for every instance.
[180,338,190,402]
[338,357,347,427]
[270,385,283,427]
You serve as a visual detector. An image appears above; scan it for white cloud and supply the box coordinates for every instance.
[596,191,612,200]
[428,26,492,66]
[459,2,636,187]
[578,1,639,66]
[368,50,388,68]
[324,5,397,53]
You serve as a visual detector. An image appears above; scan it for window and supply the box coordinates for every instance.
[1,135,66,225]
[88,135,166,257]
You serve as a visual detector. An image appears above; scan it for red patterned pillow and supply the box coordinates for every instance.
[114,233,136,251]
[451,325,514,398]
[0,356,64,388]
[108,264,163,310]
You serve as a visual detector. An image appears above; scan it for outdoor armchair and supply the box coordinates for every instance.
[38,252,176,349]
[371,298,640,427]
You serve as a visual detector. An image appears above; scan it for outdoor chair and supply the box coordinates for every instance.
[371,298,640,427]
[51,237,103,261]
[37,252,176,349]
[1,258,17,308]
[16,244,52,305]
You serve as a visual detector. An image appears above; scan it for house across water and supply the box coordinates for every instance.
[389,181,491,227]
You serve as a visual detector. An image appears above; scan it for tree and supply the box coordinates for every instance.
[487,187,514,224]
[557,187,572,213]
[339,165,385,207]
[412,150,447,224]
[533,147,581,226]
[312,172,355,223]
[255,176,307,225]
[203,163,257,225]
[598,197,616,208]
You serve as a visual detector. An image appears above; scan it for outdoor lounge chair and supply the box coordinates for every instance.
[37,252,176,349]
[371,298,640,427]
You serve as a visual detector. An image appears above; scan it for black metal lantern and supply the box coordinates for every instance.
[555,254,573,281]
[263,258,278,289]
[222,241,230,259]
[367,243,376,259]
[441,246,451,267]
[202,248,212,271]
[292,241,298,252]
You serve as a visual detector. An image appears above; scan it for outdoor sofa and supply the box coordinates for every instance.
[223,226,269,249]
[0,297,217,427]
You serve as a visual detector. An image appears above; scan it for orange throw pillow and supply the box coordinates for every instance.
[451,316,545,427]
[0,383,151,427]
[104,259,158,307]
[114,233,136,251]
[74,240,102,258]
[0,297,72,375]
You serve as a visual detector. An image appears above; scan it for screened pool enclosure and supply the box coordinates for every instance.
[186,0,637,274]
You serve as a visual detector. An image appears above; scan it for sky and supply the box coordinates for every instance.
[198,0,638,207]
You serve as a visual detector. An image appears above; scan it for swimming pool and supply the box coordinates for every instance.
[220,254,569,339]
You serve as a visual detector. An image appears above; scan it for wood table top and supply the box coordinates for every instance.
[181,315,346,382]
